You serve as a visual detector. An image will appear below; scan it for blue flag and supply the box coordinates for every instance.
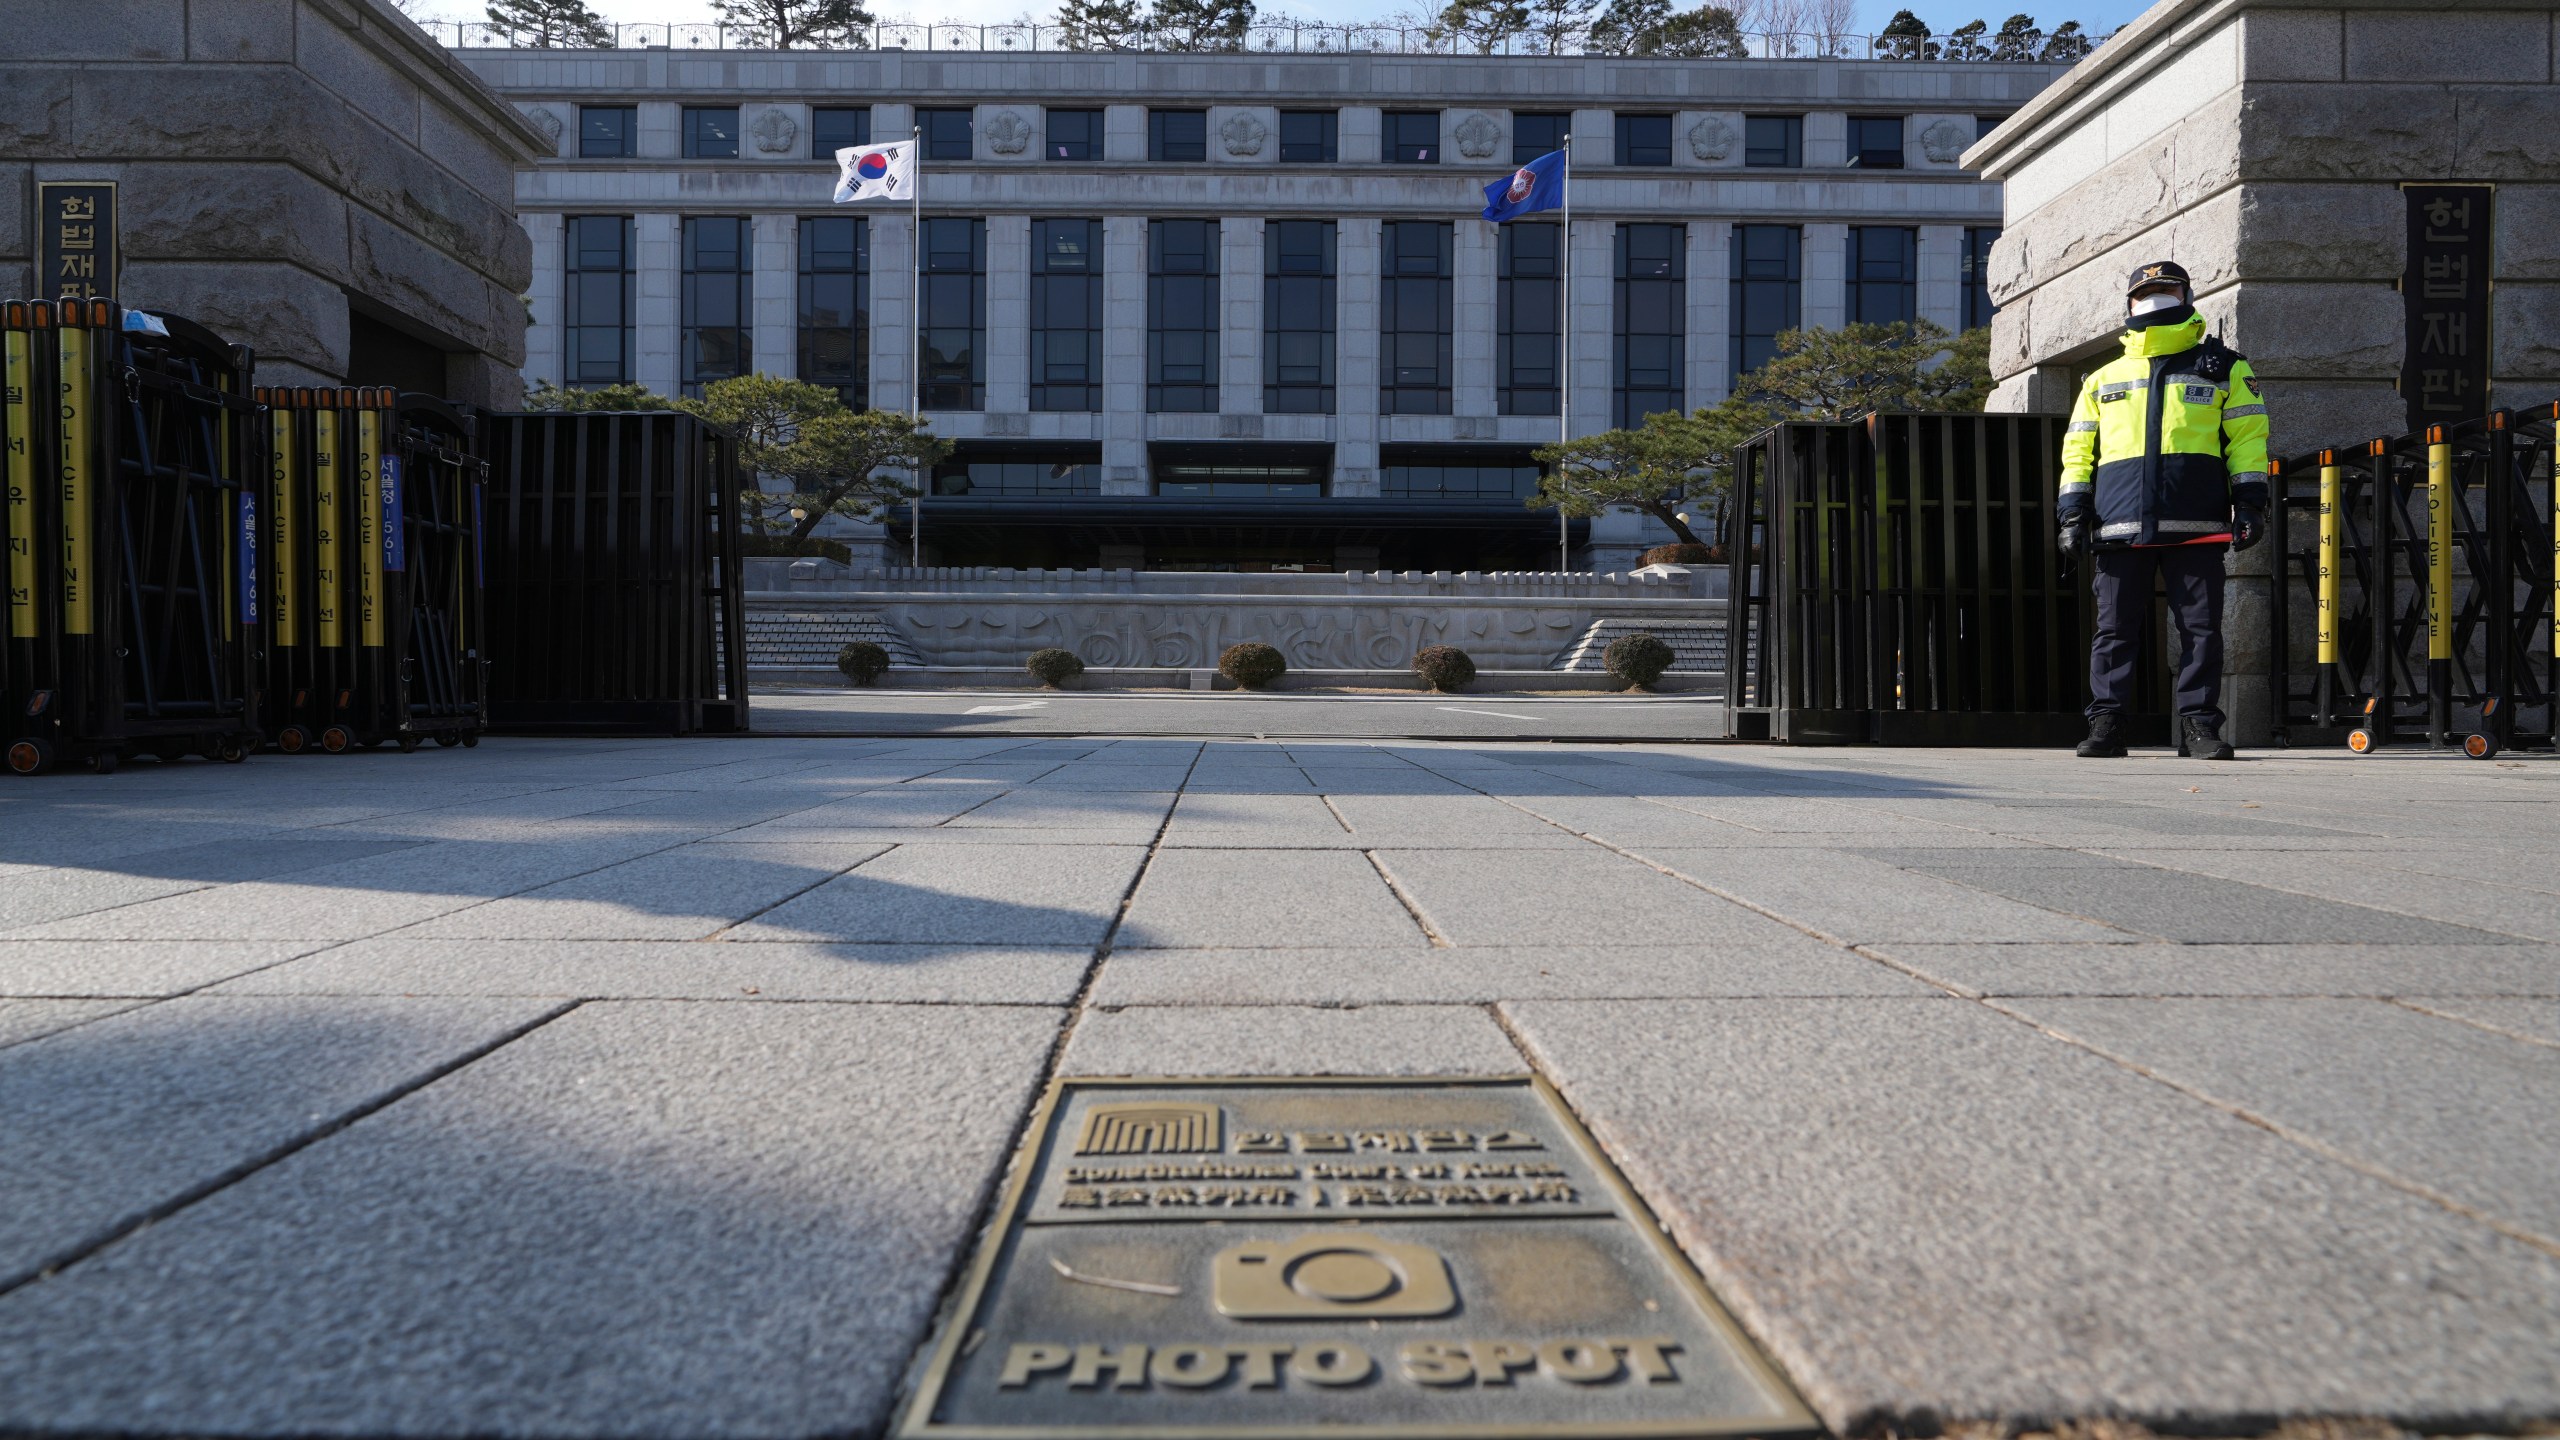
[1482,149,1567,223]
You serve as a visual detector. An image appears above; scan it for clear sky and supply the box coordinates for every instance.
[424,0,2160,36]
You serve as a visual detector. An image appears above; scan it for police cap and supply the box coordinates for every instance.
[2126,261,2191,298]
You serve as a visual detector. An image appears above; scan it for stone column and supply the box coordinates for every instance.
[873,103,914,150]
[870,212,913,414]
[1802,222,1848,332]
[1221,216,1262,416]
[634,212,680,398]
[751,213,796,380]
[1918,225,1964,335]
[985,214,1031,415]
[1566,217,1611,438]
[521,212,564,391]
[1105,105,1146,163]
[1340,107,1382,165]
[1102,215,1147,494]
[1453,218,1496,417]
[1687,220,1731,407]
[1570,110,1613,169]
[1801,111,1846,168]
[1334,218,1381,496]
[638,101,680,159]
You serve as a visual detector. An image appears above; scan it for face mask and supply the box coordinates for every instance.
[2126,292,2194,330]
[2130,291,2186,316]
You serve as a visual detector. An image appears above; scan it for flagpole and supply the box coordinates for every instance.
[1557,133,1572,574]
[909,124,922,569]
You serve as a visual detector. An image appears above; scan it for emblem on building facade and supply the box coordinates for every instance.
[1920,118,1971,164]
[1687,114,1736,162]
[1453,113,1502,160]
[984,110,1033,154]
[1220,111,1269,156]
[751,108,799,154]
[524,105,564,145]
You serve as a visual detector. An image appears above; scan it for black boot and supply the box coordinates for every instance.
[2183,715,2235,760]
[2077,713,2128,758]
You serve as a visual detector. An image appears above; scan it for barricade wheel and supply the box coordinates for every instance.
[278,726,310,754]
[5,740,50,776]
[398,735,421,754]
[90,752,118,776]
[436,733,463,748]
[152,742,188,765]
[320,727,352,754]
[2346,729,2377,755]
[218,739,250,765]
[462,733,480,748]
[2464,733,2501,760]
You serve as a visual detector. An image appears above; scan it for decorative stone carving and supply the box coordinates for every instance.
[524,105,565,146]
[983,110,1033,154]
[1687,115,1735,162]
[1920,118,1972,164]
[750,108,799,154]
[1453,112,1502,160]
[1220,111,1269,157]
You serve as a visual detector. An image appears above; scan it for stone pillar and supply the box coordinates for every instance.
[1335,218,1381,496]
[1221,216,1261,416]
[985,214,1031,415]
[1687,220,1731,407]
[1570,110,1612,169]
[1454,218,1496,417]
[1802,111,1846,168]
[1985,364,2079,415]
[870,212,913,414]
[2223,538,2276,747]
[521,212,564,391]
[873,103,914,149]
[1567,217,1611,438]
[1340,107,1382,164]
[638,101,680,159]
[1802,223,1847,332]
[1102,215,1147,494]
[634,212,680,399]
[1105,105,1145,163]
[751,212,796,380]
[1917,225,1963,335]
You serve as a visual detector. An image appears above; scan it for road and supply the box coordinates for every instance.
[750,686,1734,740]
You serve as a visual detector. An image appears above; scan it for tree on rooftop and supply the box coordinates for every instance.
[1054,0,1145,47]
[2039,19,2092,61]
[1941,16,1990,58]
[484,0,613,47]
[712,0,875,48]
[1522,0,1597,54]
[1990,13,2044,60]
[1431,0,1531,53]
[1151,0,1257,50]
[1588,0,1743,55]
[1874,5,1934,56]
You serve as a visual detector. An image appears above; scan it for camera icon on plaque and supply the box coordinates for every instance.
[1212,1234,1458,1319]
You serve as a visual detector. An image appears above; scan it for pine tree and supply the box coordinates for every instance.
[1586,0,1665,53]
[1645,3,1746,56]
[1522,0,1596,55]
[1941,17,1990,59]
[1990,13,2043,61]
[1150,0,1255,51]
[485,0,612,47]
[1430,0,1529,52]
[712,0,875,49]
[1053,0,1145,48]
[2039,19,2091,61]
[1875,8,1936,58]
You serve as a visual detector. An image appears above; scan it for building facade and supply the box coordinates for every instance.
[460,47,2063,570]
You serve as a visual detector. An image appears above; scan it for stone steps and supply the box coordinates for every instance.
[1551,619,1727,674]
[743,612,925,670]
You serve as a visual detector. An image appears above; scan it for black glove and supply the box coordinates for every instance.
[2057,510,2090,556]
[2231,504,2264,552]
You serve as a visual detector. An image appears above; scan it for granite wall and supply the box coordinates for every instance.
[0,0,546,406]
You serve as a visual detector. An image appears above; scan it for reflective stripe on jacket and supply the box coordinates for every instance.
[2058,313,2270,547]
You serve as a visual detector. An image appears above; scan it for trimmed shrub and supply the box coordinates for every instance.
[1411,645,1476,693]
[1604,633,1677,691]
[836,641,891,687]
[1639,542,1719,567]
[1220,642,1287,690]
[1026,647,1086,688]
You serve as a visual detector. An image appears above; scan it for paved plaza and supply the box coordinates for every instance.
[1,733,2556,1437]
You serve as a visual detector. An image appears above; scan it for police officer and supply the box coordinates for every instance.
[2057,261,2270,761]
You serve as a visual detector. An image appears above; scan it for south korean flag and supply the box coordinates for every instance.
[832,140,916,204]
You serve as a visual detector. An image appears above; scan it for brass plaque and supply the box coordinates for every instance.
[895,1076,1817,1439]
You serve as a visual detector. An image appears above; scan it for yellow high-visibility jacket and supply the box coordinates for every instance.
[2059,313,2270,547]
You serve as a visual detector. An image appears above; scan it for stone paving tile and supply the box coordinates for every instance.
[2116,849,2560,942]
[706,786,1007,836]
[1901,862,2517,945]
[1023,765,1194,791]
[1062,1003,1524,1076]
[1375,848,1811,946]
[1868,942,2560,997]
[398,843,891,941]
[2008,997,2560,1247]
[1637,849,2128,944]
[1116,849,1431,949]
[0,998,146,1050]
[1500,996,2560,1427]
[1648,794,2004,838]
[732,843,1148,945]
[0,1001,1062,1440]
[941,790,1175,831]
[1325,793,1585,848]
[204,939,1093,1005]
[0,940,329,996]
[2401,996,2560,1046]
[0,994,561,1291]
[1158,793,1356,848]
[1179,769,1322,794]
[1087,940,1932,1006]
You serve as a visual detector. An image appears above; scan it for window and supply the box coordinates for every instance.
[1975,114,2005,141]
[1730,224,1800,382]
[798,216,867,407]
[1031,219,1101,412]
[1512,112,1568,166]
[1264,220,1335,414]
[1848,115,1904,168]
[578,106,635,158]
[1498,222,1560,417]
[918,217,985,410]
[920,107,974,161]
[1616,113,1672,166]
[1150,109,1207,162]
[1847,226,1916,325]
[812,107,870,160]
[564,216,634,385]
[1744,115,1800,168]
[681,216,750,399]
[1155,456,1327,498]
[683,107,739,159]
[1614,223,1683,427]
[1148,219,1219,414]
[1384,111,1440,164]
[1380,221,1452,416]
[1964,226,2000,330]
[1046,108,1101,162]
[1278,110,1337,163]
[932,448,1102,496]
[1380,448,1542,502]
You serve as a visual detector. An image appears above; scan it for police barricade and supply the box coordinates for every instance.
[478,410,748,735]
[2271,405,2557,757]
[1720,411,2159,745]
[3,300,263,775]
[255,386,489,754]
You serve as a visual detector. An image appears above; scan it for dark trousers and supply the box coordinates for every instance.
[2089,544,2227,723]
